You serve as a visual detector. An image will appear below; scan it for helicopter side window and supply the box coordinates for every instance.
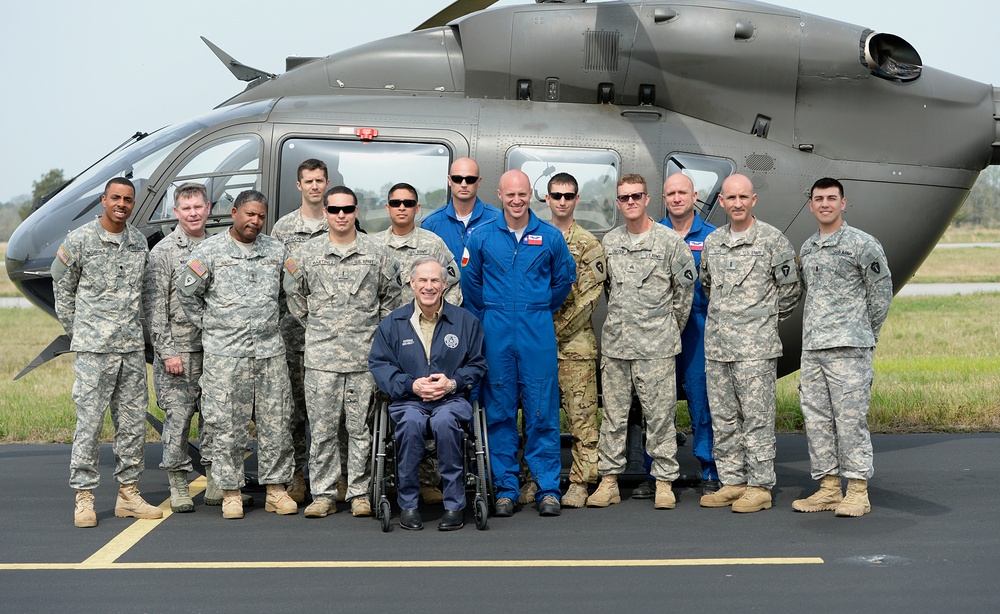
[278,138,451,234]
[506,146,621,232]
[663,153,736,219]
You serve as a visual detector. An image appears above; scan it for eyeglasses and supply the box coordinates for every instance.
[388,199,418,208]
[548,192,577,201]
[616,192,647,203]
[325,205,357,215]
[449,175,479,185]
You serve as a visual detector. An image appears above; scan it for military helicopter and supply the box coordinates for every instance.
[7,0,999,382]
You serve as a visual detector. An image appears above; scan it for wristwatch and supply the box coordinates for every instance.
[449,378,457,395]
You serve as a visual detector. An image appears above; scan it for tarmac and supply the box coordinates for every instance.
[1,433,997,612]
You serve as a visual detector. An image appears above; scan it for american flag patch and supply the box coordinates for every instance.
[285,257,299,275]
[526,235,542,245]
[689,241,704,252]
[188,259,207,277]
[56,246,70,264]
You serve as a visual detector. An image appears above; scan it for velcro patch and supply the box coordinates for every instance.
[188,259,207,277]
[56,246,70,264]
[285,257,299,276]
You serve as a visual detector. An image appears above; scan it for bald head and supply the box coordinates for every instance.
[498,169,532,230]
[663,173,697,225]
[718,174,757,231]
[447,157,482,212]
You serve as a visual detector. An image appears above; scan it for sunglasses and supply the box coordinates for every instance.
[388,199,418,208]
[616,192,647,203]
[548,192,577,201]
[325,205,357,215]
[449,175,479,185]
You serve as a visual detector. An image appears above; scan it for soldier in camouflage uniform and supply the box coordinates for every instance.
[271,158,331,504]
[793,177,892,518]
[177,190,299,520]
[699,174,801,513]
[288,186,402,519]
[52,177,162,527]
[587,173,695,510]
[543,173,606,508]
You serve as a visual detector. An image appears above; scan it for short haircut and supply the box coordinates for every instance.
[326,185,358,205]
[409,255,446,282]
[105,177,135,195]
[618,173,647,190]
[547,172,578,193]
[388,182,418,201]
[173,182,208,207]
[297,158,328,181]
[233,189,268,210]
[811,177,845,199]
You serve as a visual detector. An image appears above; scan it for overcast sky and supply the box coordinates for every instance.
[1,0,996,202]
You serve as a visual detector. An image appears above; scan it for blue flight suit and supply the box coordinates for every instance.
[461,210,576,502]
[420,197,501,264]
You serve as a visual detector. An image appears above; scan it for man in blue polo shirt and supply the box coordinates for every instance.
[421,157,500,264]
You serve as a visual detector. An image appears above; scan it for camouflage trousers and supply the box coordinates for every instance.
[285,349,309,472]
[559,358,599,485]
[200,354,294,490]
[69,351,148,490]
[154,351,212,472]
[305,369,374,502]
[706,358,777,488]
[800,347,875,481]
[598,356,679,481]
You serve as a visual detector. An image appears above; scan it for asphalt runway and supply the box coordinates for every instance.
[1,433,997,612]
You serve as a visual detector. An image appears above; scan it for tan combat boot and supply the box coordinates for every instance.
[336,475,348,502]
[732,486,772,513]
[287,469,307,504]
[304,497,336,518]
[222,490,243,519]
[351,497,373,517]
[265,484,298,515]
[792,475,843,512]
[115,484,163,519]
[561,483,589,508]
[586,475,621,507]
[74,490,97,528]
[420,483,444,505]
[700,483,747,508]
[519,481,537,505]
[167,471,194,513]
[835,479,871,517]
[654,480,676,509]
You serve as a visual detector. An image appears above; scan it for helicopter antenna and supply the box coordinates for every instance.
[201,36,276,86]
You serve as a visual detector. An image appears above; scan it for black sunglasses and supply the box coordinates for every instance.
[548,192,577,201]
[326,205,357,215]
[449,175,479,184]
[616,192,647,203]
[388,199,418,208]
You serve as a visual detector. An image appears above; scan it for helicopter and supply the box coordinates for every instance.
[6,0,998,381]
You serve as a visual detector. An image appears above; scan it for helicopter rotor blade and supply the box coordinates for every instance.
[413,0,500,31]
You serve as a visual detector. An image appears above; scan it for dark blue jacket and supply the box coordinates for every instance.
[369,300,487,402]
[660,214,716,316]
[420,197,501,263]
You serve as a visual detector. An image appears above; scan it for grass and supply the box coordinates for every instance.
[908,247,1000,283]
[0,242,19,297]
[939,226,1000,244]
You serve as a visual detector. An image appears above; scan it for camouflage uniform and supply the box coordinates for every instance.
[599,221,695,481]
[144,228,210,473]
[51,218,149,490]
[271,210,329,476]
[288,233,401,501]
[377,226,462,306]
[701,219,801,488]
[177,231,298,491]
[554,222,607,485]
[800,223,892,481]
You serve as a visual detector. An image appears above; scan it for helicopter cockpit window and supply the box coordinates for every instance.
[663,153,736,219]
[150,136,262,232]
[507,146,620,232]
[278,139,451,233]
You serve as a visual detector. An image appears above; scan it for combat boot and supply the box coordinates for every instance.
[167,471,194,513]
[654,480,676,509]
[586,475,621,507]
[561,483,588,508]
[287,469,307,504]
[351,497,372,517]
[74,490,97,528]
[700,483,747,508]
[336,475,348,502]
[203,464,223,506]
[792,475,843,512]
[732,486,772,513]
[420,484,444,505]
[264,484,298,515]
[304,497,336,518]
[519,481,537,505]
[115,484,163,519]
[222,490,243,519]
[835,479,871,517]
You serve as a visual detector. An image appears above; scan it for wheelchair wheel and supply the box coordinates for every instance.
[472,401,496,510]
[379,499,392,533]
[474,496,489,531]
[369,401,390,512]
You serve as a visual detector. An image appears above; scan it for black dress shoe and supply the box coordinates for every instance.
[632,480,655,499]
[494,497,516,517]
[438,509,465,531]
[400,509,423,531]
[702,479,722,496]
[538,495,561,517]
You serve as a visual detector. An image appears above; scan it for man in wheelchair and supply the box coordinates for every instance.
[369,257,487,530]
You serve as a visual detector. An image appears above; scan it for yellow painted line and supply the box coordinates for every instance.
[1,557,823,571]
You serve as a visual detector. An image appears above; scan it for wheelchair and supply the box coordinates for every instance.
[369,395,494,531]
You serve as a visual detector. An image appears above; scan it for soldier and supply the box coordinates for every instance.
[699,174,801,513]
[543,172,607,508]
[52,177,162,527]
[420,157,500,262]
[177,189,299,520]
[461,169,576,517]
[270,158,330,504]
[793,178,892,517]
[288,186,401,519]
[586,173,695,510]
